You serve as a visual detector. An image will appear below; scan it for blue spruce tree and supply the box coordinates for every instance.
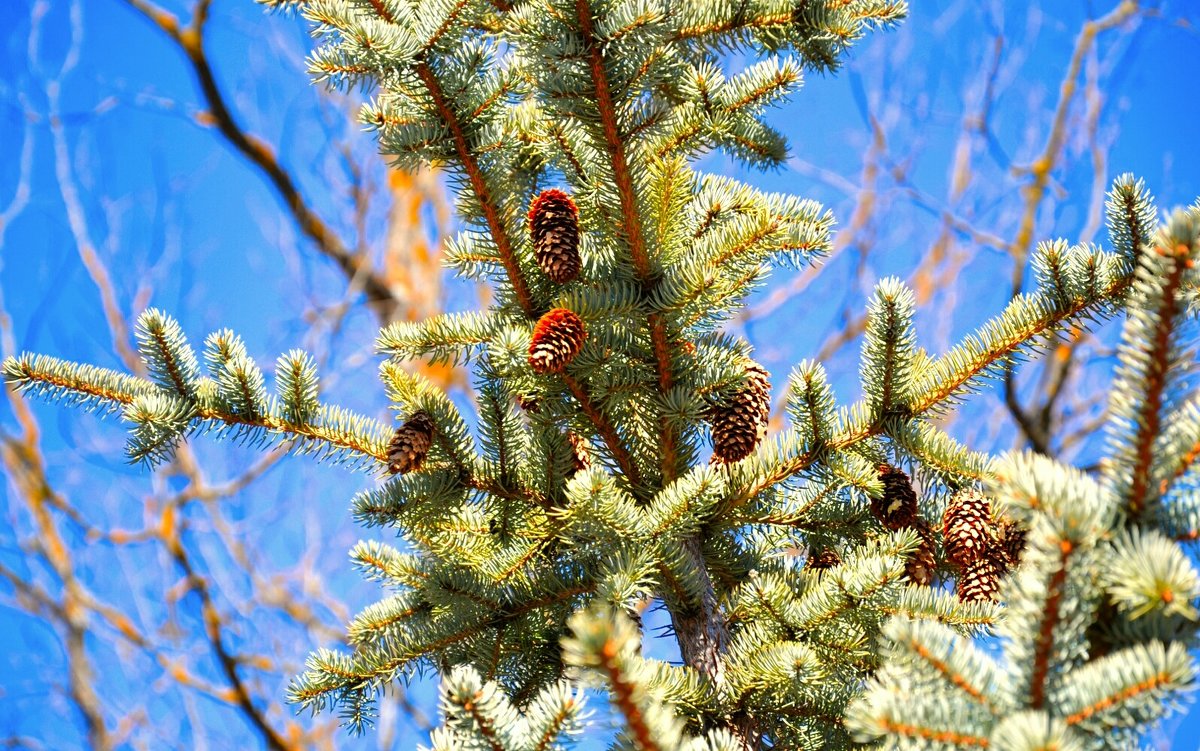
[6,1,1200,748]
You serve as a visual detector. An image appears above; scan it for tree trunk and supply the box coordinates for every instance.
[669,534,761,749]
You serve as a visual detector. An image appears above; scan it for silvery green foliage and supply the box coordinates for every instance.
[847,205,1200,749]
[6,308,391,469]
[6,0,1200,747]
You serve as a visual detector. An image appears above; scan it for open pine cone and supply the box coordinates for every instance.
[387,411,435,475]
[942,487,996,566]
[528,308,587,374]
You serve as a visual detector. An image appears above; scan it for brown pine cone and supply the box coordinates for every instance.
[957,553,1003,603]
[710,361,772,464]
[942,488,996,566]
[807,547,842,574]
[741,362,772,423]
[529,189,581,283]
[710,403,765,463]
[567,430,591,474]
[872,465,919,530]
[995,518,1027,572]
[528,308,586,374]
[387,411,435,475]
[904,518,937,586]
[516,393,540,413]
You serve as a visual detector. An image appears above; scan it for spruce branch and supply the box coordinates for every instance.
[379,311,499,364]
[884,419,994,486]
[276,349,320,423]
[1056,642,1193,736]
[136,308,202,398]
[786,360,837,449]
[1154,395,1200,496]
[1106,173,1158,277]
[885,618,1006,712]
[291,582,594,730]
[860,277,917,420]
[575,0,652,282]
[722,245,1132,513]
[4,353,159,413]
[5,320,391,471]
[880,587,998,631]
[909,275,1126,416]
[561,372,644,489]
[439,666,520,751]
[569,0,683,483]
[564,606,685,751]
[1102,528,1200,622]
[988,714,1085,751]
[414,60,535,316]
[1103,210,1199,519]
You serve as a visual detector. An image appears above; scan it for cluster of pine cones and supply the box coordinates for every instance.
[391,189,1030,608]
[525,189,779,468]
[525,189,588,375]
[809,466,1025,603]
[870,465,938,587]
[389,191,592,477]
[943,487,1025,602]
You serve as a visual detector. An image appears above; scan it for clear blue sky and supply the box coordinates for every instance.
[1,0,1199,748]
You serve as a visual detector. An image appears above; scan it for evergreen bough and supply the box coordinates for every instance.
[6,1,1200,748]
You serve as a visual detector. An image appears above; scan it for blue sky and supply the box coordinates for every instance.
[1,0,1199,748]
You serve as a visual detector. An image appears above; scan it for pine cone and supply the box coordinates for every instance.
[710,361,772,464]
[516,393,540,413]
[387,411,435,475]
[528,308,586,374]
[567,430,591,474]
[904,518,937,586]
[872,465,919,530]
[996,518,1027,572]
[529,189,581,283]
[942,488,996,566]
[807,547,842,573]
[957,553,1003,603]
[743,362,772,423]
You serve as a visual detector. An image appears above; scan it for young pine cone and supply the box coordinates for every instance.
[904,518,937,587]
[942,488,996,566]
[872,465,919,530]
[529,189,582,284]
[957,553,1003,603]
[528,308,586,374]
[710,361,771,464]
[387,411,435,475]
[807,547,842,573]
